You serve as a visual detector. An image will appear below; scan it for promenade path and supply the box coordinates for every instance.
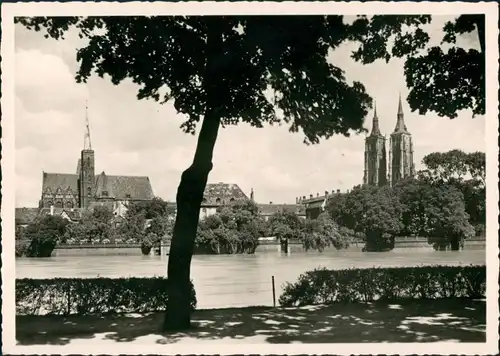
[16,298,485,346]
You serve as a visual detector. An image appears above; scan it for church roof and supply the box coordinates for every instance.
[202,183,248,205]
[42,172,154,201]
[42,173,79,193]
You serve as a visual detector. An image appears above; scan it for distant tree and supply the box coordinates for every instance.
[127,197,172,219]
[419,150,485,184]
[327,185,403,251]
[140,232,158,255]
[394,178,475,250]
[147,215,173,239]
[197,201,264,254]
[301,212,351,252]
[350,15,485,118]
[268,211,303,242]
[64,206,115,243]
[418,150,486,230]
[23,215,69,257]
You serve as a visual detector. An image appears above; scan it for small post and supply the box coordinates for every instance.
[271,275,276,307]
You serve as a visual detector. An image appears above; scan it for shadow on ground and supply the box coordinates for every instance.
[16,298,486,345]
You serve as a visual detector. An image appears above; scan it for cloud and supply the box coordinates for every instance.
[14,17,486,207]
[15,48,89,114]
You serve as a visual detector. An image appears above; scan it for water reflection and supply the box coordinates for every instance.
[16,246,485,309]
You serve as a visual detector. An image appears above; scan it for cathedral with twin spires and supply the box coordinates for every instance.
[363,94,415,187]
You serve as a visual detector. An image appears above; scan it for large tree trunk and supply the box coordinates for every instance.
[162,107,221,331]
[163,19,225,331]
[163,112,221,330]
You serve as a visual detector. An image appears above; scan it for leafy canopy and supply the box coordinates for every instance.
[23,215,69,257]
[350,14,485,118]
[394,179,474,245]
[327,184,403,238]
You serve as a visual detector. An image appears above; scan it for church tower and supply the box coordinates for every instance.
[78,102,95,209]
[388,94,415,186]
[363,104,388,187]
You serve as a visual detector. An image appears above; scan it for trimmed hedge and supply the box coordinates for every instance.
[279,265,486,307]
[16,277,197,316]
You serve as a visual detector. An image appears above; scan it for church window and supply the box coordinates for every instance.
[125,194,131,199]
[66,201,74,209]
[216,198,221,204]
[46,201,53,208]
[102,191,109,197]
[55,201,63,208]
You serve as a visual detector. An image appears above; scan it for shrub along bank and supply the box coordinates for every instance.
[16,277,197,316]
[279,265,486,307]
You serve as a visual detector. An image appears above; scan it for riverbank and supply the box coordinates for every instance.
[16,298,486,345]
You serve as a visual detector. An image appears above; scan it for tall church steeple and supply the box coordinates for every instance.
[389,93,415,186]
[394,93,408,133]
[370,102,382,137]
[84,101,92,150]
[363,102,387,187]
[79,101,95,209]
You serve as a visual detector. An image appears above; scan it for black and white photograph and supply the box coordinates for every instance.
[1,1,498,354]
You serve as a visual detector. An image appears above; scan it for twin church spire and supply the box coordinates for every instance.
[363,93,415,187]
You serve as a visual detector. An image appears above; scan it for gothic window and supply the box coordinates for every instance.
[45,201,53,208]
[55,201,63,208]
[125,194,131,199]
[216,198,221,204]
[66,201,74,209]
[102,191,109,197]
[230,198,235,202]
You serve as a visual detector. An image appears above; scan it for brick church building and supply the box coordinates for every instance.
[39,108,154,211]
[363,94,416,187]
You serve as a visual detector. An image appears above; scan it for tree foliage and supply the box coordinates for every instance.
[350,14,485,118]
[394,179,474,250]
[22,215,69,257]
[418,150,486,230]
[127,197,175,219]
[196,200,265,254]
[301,212,352,252]
[327,185,403,251]
[268,211,303,241]
[419,149,485,185]
[64,205,116,243]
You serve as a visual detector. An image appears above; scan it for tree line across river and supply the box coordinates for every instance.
[16,149,485,258]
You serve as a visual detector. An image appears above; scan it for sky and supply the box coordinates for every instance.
[14,16,485,207]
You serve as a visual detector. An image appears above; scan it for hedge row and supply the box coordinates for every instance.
[279,265,486,307]
[16,277,197,316]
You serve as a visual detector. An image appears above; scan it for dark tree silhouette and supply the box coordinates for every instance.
[17,14,482,330]
[350,14,485,118]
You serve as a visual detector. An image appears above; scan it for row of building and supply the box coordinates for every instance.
[16,95,415,230]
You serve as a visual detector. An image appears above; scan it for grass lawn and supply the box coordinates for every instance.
[16,298,486,345]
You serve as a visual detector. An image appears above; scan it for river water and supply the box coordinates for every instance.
[16,245,485,309]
